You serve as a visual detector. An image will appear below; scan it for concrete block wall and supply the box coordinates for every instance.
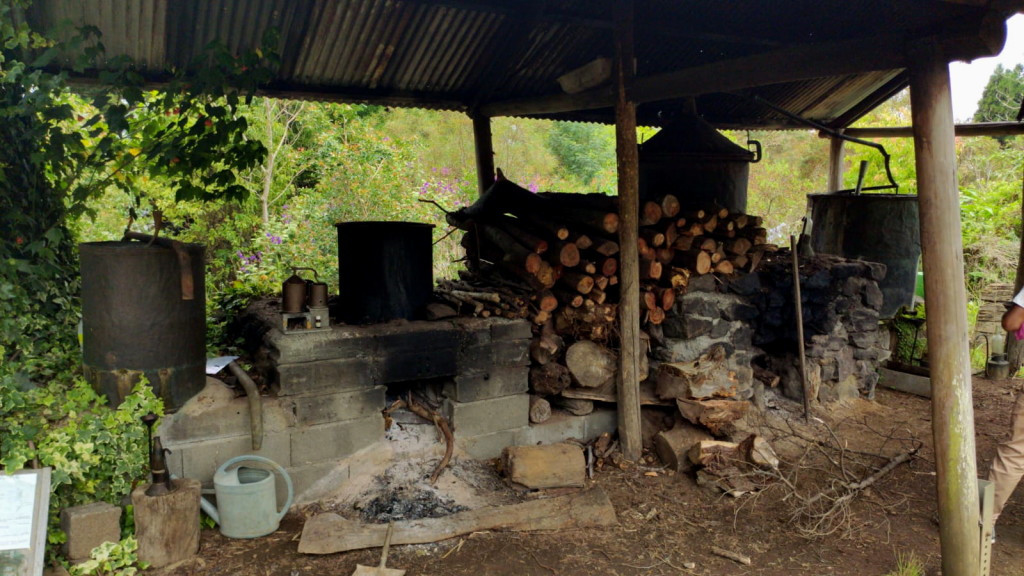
[164,314,586,495]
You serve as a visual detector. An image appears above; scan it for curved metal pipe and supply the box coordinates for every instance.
[227,361,263,451]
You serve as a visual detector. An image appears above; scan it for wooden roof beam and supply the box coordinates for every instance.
[479,20,1007,119]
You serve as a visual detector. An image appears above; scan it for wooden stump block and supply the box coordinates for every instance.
[501,443,585,489]
[132,478,201,569]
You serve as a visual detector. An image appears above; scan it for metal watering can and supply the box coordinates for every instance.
[199,455,294,539]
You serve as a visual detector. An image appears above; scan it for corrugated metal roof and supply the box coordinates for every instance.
[25,0,1023,128]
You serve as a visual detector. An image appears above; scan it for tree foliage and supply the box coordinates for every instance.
[973,63,1024,123]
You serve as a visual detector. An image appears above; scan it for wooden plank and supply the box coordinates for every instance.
[878,367,932,398]
[909,39,979,576]
[298,488,618,555]
[561,380,672,406]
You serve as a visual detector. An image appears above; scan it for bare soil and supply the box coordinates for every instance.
[155,376,1024,576]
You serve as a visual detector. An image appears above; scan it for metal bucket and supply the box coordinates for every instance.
[80,241,206,410]
[336,221,434,325]
[200,455,293,539]
[808,194,920,318]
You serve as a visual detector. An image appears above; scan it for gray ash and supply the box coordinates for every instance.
[360,487,468,523]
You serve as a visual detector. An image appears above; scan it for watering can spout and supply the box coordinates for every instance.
[199,455,293,538]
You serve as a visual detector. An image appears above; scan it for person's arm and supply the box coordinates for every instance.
[1003,287,1024,332]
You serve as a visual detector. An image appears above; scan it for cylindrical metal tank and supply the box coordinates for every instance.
[808,194,920,318]
[639,114,756,213]
[80,241,206,410]
[336,221,434,325]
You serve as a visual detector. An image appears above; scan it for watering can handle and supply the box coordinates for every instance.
[216,454,294,521]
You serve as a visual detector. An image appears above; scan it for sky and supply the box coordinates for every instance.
[949,14,1024,122]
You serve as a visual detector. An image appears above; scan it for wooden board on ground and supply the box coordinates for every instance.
[877,367,932,398]
[298,488,617,555]
[560,379,672,406]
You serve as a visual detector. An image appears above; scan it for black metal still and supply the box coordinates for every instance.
[80,241,206,410]
[808,194,921,319]
[336,222,434,325]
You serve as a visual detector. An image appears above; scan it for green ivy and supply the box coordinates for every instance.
[0,378,164,561]
[68,536,147,576]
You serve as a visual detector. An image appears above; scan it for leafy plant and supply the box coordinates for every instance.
[68,537,147,576]
[0,378,163,559]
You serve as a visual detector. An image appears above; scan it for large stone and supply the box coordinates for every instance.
[267,327,375,364]
[376,328,459,382]
[457,340,530,372]
[489,318,533,341]
[443,394,530,437]
[664,315,714,339]
[444,365,529,402]
[61,502,122,562]
[288,386,386,426]
[726,272,761,296]
[173,431,292,483]
[863,281,884,310]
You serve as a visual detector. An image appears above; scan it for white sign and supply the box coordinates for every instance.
[0,474,37,551]
[205,356,238,375]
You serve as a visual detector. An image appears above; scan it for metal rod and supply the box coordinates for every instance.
[790,235,810,421]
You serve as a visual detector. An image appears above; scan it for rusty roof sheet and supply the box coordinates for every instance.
[24,0,1023,128]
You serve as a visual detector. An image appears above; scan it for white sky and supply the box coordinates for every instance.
[949,13,1024,122]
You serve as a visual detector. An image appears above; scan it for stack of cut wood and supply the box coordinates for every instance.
[442,176,775,334]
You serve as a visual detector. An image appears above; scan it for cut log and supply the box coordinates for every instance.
[600,256,618,277]
[593,276,609,291]
[737,226,768,245]
[530,362,572,395]
[655,345,736,400]
[673,234,696,251]
[577,259,598,275]
[560,270,595,294]
[492,214,549,254]
[655,247,675,265]
[554,396,595,416]
[688,439,741,468]
[502,443,585,489]
[724,237,752,256]
[640,201,663,226]
[699,237,718,252]
[298,488,618,554]
[565,341,617,389]
[536,290,559,313]
[132,478,201,569]
[535,261,557,288]
[639,227,666,248]
[653,423,713,472]
[659,194,681,218]
[591,237,620,256]
[554,288,585,308]
[667,267,689,289]
[588,287,608,304]
[641,290,658,311]
[664,222,679,247]
[529,327,564,365]
[571,233,593,250]
[645,306,666,325]
[672,250,712,275]
[655,286,676,311]
[476,223,543,274]
[676,398,750,437]
[528,395,552,424]
[714,260,735,275]
[702,214,718,233]
[732,254,749,270]
[550,240,581,267]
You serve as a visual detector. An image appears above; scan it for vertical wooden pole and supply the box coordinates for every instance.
[827,135,845,192]
[908,40,979,576]
[790,235,810,420]
[613,0,642,462]
[472,113,495,196]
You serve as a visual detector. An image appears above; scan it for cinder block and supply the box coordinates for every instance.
[159,380,293,443]
[291,415,385,465]
[290,386,386,426]
[443,366,529,402]
[275,357,376,395]
[61,502,122,562]
[376,328,459,382]
[489,319,532,341]
[173,431,291,484]
[517,411,587,446]
[443,394,529,437]
[458,427,527,459]
[457,340,530,372]
[582,407,618,440]
[267,328,375,364]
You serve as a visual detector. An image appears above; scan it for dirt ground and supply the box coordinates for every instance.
[155,375,1024,576]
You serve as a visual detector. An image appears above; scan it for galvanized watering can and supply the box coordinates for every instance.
[199,455,293,539]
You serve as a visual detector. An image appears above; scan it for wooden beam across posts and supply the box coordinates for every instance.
[472,114,495,196]
[908,40,980,576]
[840,122,1024,139]
[614,0,642,463]
[827,135,845,192]
[479,23,1006,119]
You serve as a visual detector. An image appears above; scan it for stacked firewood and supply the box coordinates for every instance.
[440,176,773,334]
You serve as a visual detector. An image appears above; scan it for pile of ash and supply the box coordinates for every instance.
[359,486,468,523]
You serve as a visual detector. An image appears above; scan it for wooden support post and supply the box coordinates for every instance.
[614,0,642,463]
[909,40,980,576]
[827,135,845,192]
[472,113,495,196]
